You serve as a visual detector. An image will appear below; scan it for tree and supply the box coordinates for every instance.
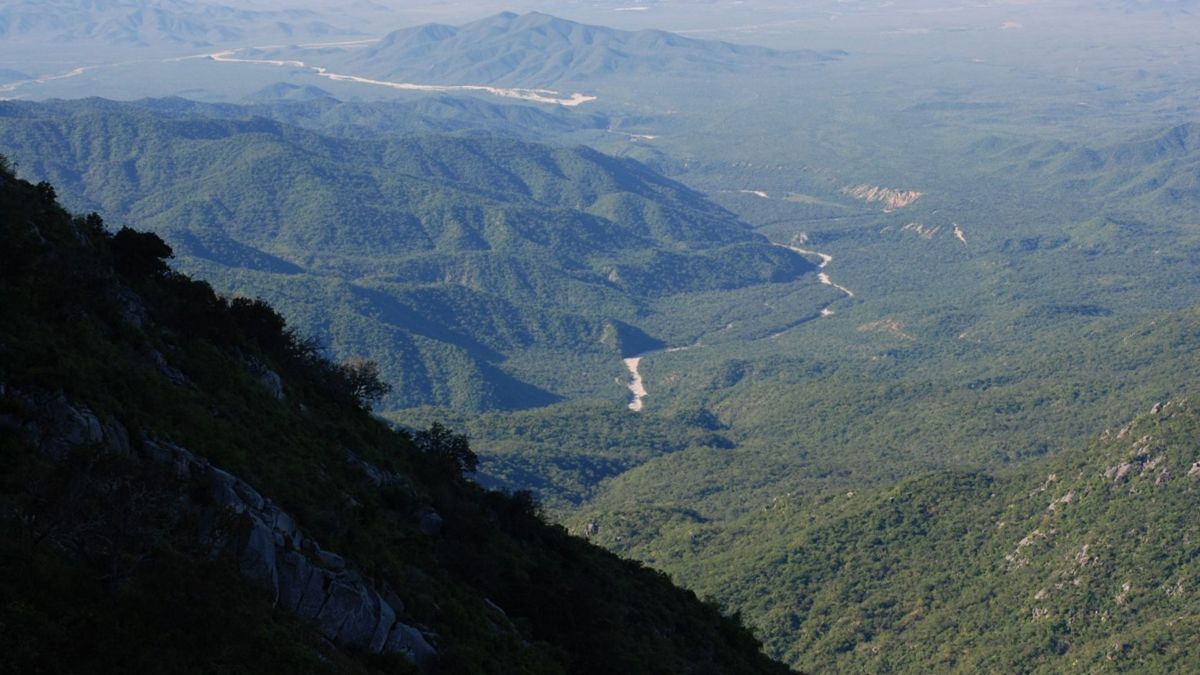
[414,422,478,476]
[111,227,173,279]
[228,297,289,354]
[34,181,57,206]
[337,357,391,411]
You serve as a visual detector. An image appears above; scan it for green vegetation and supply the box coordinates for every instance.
[0,100,812,412]
[9,93,1200,671]
[572,399,1200,672]
[394,401,734,509]
[0,164,792,674]
[8,7,1200,666]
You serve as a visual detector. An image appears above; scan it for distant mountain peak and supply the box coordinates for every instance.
[348,10,834,90]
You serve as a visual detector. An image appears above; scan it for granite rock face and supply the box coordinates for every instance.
[3,386,436,666]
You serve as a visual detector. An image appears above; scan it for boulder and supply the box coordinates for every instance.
[316,577,368,640]
[232,479,265,512]
[317,549,346,571]
[382,588,406,615]
[101,419,132,457]
[148,349,188,386]
[237,515,279,602]
[141,438,195,478]
[208,467,247,513]
[369,597,397,654]
[278,550,315,612]
[271,509,300,547]
[386,623,437,667]
[331,584,385,648]
[347,451,398,487]
[5,386,438,667]
[419,510,443,535]
[36,393,103,459]
[295,567,333,620]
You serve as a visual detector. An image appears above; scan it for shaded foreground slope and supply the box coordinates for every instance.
[0,164,793,674]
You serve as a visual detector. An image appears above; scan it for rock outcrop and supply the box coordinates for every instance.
[1,385,436,667]
[842,184,923,211]
[245,359,285,400]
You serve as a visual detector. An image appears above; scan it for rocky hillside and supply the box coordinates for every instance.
[0,162,793,674]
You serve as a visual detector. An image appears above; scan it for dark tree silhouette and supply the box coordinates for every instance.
[337,357,391,411]
[111,227,173,279]
[414,422,478,476]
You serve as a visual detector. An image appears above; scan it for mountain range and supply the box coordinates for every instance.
[966,122,1200,221]
[0,98,813,410]
[0,0,348,47]
[5,6,1200,672]
[259,11,841,89]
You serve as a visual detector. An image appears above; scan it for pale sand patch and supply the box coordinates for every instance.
[623,357,647,412]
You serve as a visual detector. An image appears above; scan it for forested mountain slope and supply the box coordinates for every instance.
[966,122,1200,222]
[0,162,793,674]
[571,395,1200,672]
[0,99,813,411]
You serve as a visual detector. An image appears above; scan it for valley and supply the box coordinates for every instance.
[4,2,1200,672]
[200,44,599,106]
[2,38,599,106]
[776,242,854,300]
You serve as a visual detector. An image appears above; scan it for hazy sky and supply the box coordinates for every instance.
[263,0,1200,51]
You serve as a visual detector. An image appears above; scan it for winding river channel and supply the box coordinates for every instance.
[3,40,597,107]
[196,46,597,106]
[622,241,854,411]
